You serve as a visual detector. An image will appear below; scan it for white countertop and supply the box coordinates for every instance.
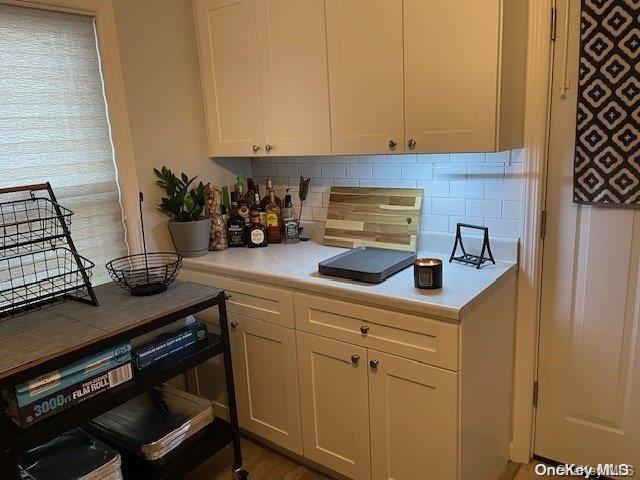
[182,240,517,323]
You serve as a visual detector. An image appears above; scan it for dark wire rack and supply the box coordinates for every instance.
[0,183,98,318]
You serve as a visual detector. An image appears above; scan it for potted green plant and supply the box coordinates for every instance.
[154,166,211,257]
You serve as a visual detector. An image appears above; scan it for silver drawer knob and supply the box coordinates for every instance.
[360,325,370,335]
[252,145,261,153]
[407,138,416,150]
[351,354,360,364]
[265,144,274,152]
[388,139,397,150]
[230,321,238,329]
[369,359,379,369]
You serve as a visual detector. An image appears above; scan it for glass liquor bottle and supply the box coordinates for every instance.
[260,178,282,209]
[281,191,299,244]
[236,183,250,227]
[244,178,255,205]
[265,190,283,244]
[248,192,268,248]
[226,192,247,247]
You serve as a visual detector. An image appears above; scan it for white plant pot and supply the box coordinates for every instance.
[167,218,212,258]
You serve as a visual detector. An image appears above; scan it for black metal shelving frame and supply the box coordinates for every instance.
[0,182,99,317]
[0,291,248,480]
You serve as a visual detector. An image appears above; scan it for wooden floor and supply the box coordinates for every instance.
[186,437,583,480]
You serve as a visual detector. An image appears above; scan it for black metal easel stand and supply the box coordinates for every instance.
[449,223,496,269]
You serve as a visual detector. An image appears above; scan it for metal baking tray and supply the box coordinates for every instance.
[318,246,416,284]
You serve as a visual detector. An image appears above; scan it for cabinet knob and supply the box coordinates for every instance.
[351,354,360,364]
[230,321,238,329]
[265,144,274,152]
[360,325,370,335]
[369,359,380,369]
[252,145,261,153]
[388,139,397,150]
[407,138,416,150]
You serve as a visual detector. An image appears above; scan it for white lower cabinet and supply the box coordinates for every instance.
[368,350,458,480]
[297,331,371,480]
[229,313,303,454]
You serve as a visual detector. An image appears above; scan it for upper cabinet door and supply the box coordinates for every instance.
[194,0,264,157]
[325,0,404,155]
[255,0,331,156]
[404,0,501,152]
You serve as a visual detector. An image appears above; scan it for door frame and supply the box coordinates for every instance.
[510,0,556,463]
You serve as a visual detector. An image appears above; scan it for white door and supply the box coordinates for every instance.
[536,0,640,467]
[325,0,404,155]
[368,350,457,480]
[229,313,302,454]
[255,0,331,156]
[194,0,264,157]
[297,331,371,480]
[403,0,500,153]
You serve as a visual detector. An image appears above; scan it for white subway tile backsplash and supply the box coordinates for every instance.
[249,149,523,239]
[277,163,299,178]
[347,163,372,179]
[484,217,523,237]
[485,181,524,201]
[465,199,502,218]
[299,163,322,179]
[433,163,467,180]
[450,181,484,199]
[448,216,484,232]
[501,201,524,219]
[357,154,387,164]
[333,178,360,187]
[421,214,449,232]
[401,163,433,180]
[373,164,402,179]
[433,197,465,215]
[321,163,346,179]
[417,153,450,163]
[451,153,486,163]
[417,180,449,197]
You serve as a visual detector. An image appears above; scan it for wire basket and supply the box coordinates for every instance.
[106,252,182,297]
[0,247,95,317]
[0,197,73,257]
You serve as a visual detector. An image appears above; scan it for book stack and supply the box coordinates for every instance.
[19,428,123,480]
[3,344,133,428]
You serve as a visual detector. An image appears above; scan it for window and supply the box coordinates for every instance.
[0,5,128,282]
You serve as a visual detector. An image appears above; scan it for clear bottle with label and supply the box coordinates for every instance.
[265,190,283,244]
[281,192,299,244]
[226,192,247,248]
[247,192,268,248]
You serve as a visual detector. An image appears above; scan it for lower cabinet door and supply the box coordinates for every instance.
[368,350,458,480]
[297,331,371,480]
[230,313,303,454]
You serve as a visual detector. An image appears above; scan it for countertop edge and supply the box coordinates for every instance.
[181,260,519,324]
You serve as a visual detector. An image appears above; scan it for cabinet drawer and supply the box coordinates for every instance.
[180,271,294,328]
[294,293,458,371]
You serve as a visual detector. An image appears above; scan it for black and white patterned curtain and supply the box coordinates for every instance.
[574,0,640,207]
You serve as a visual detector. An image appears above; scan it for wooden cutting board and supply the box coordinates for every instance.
[323,187,424,251]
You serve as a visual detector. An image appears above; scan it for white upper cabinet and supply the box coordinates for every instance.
[195,0,526,156]
[325,0,404,155]
[256,0,332,156]
[404,0,527,153]
[194,0,264,157]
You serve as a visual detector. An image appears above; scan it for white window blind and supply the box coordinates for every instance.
[0,5,128,282]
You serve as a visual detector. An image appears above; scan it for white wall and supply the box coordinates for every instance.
[112,0,250,251]
[251,150,524,239]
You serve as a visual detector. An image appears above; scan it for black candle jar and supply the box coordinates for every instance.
[413,258,443,289]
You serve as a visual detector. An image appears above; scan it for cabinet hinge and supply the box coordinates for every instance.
[533,381,540,407]
[551,6,557,42]
[540,210,547,240]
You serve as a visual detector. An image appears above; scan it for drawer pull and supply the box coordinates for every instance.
[351,354,360,364]
[360,325,370,335]
[230,321,238,329]
[369,359,379,369]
